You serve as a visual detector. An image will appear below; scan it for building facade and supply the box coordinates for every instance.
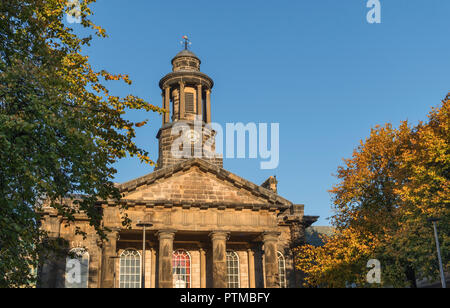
[38,47,318,288]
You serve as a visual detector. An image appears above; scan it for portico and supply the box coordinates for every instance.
[105,228,280,288]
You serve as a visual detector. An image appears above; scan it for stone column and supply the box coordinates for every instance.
[164,86,170,124]
[151,247,157,288]
[100,229,119,288]
[262,253,266,287]
[199,248,207,288]
[38,216,62,288]
[209,231,229,288]
[247,248,256,288]
[157,230,176,288]
[289,220,305,287]
[161,91,165,125]
[197,84,203,119]
[262,232,280,288]
[206,89,211,123]
[179,82,185,120]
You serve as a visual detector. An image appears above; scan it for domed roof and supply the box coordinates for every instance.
[171,49,201,63]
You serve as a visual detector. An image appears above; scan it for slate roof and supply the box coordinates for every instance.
[305,226,335,246]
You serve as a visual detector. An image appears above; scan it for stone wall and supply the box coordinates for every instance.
[156,124,223,170]
[125,167,268,205]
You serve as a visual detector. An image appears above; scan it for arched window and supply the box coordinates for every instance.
[119,249,141,288]
[226,250,240,288]
[173,249,191,288]
[65,248,89,288]
[277,251,287,288]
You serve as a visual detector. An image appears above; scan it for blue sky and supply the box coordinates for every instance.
[80,0,450,225]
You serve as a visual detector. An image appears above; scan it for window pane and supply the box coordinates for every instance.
[226,251,240,288]
[172,250,191,288]
[119,249,141,288]
[277,252,287,288]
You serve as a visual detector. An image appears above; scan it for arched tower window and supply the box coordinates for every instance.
[277,251,287,288]
[119,249,141,288]
[226,250,240,288]
[65,248,89,288]
[173,249,191,288]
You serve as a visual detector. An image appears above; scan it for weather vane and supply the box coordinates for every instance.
[181,35,192,50]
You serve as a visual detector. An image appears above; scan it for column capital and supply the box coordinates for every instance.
[209,231,230,241]
[157,229,176,240]
[262,231,280,242]
[105,228,120,240]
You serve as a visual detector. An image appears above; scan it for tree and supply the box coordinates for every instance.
[295,94,449,288]
[0,0,163,287]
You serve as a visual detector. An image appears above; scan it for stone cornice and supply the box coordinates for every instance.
[159,71,214,90]
[155,120,215,139]
[107,199,287,212]
[303,215,320,228]
[280,214,319,227]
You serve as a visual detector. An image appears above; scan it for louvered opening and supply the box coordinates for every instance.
[185,93,195,113]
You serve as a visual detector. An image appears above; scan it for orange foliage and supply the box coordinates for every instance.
[295,94,450,288]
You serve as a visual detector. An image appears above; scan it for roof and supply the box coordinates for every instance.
[172,49,200,63]
[305,226,335,246]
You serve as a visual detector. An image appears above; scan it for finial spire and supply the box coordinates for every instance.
[182,35,191,50]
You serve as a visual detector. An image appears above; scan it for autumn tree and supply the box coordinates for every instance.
[0,0,163,287]
[295,94,449,288]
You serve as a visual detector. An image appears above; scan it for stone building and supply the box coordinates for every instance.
[38,46,318,288]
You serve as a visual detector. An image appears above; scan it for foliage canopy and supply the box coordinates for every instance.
[296,94,449,288]
[0,0,163,287]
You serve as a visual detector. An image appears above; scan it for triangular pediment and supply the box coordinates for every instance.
[118,159,291,206]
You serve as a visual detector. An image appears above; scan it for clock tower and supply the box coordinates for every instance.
[156,38,223,170]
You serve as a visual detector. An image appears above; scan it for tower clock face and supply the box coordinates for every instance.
[184,130,201,143]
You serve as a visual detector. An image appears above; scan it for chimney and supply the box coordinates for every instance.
[261,176,278,193]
